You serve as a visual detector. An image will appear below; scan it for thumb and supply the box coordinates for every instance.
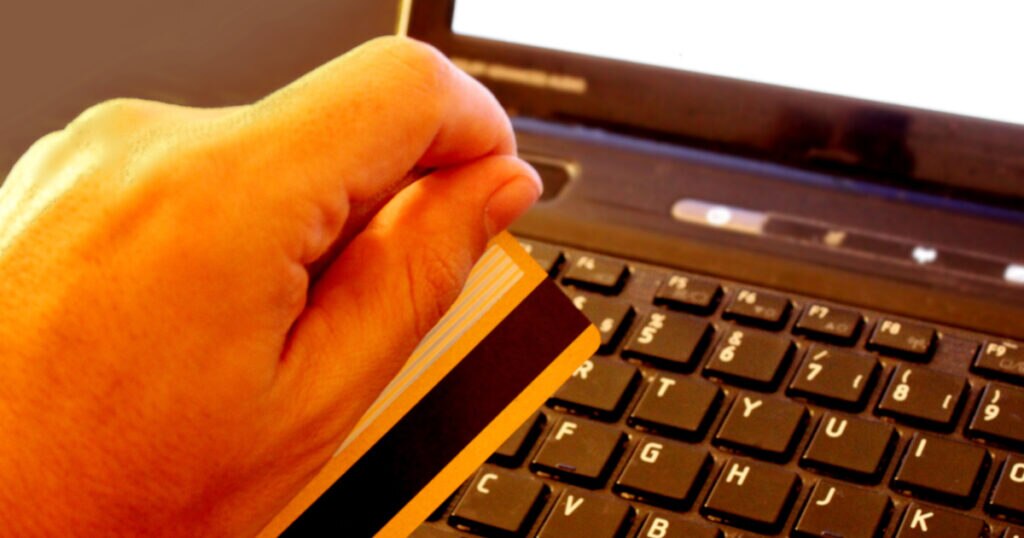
[276,155,541,431]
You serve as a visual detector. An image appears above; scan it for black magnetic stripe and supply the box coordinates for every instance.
[282,279,589,536]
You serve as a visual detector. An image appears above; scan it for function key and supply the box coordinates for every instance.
[722,289,791,329]
[530,417,626,488]
[800,413,896,483]
[988,454,1024,521]
[549,356,640,420]
[562,254,629,294]
[894,503,987,537]
[637,513,721,538]
[973,340,1024,385]
[713,392,807,461]
[967,383,1024,450]
[628,374,722,441]
[793,303,863,344]
[449,466,549,535]
[613,436,711,509]
[704,327,794,390]
[787,345,878,409]
[876,364,967,431]
[536,489,634,538]
[566,292,634,353]
[892,432,990,507]
[867,318,936,360]
[490,413,546,468]
[622,310,714,371]
[653,273,722,315]
[701,458,800,533]
[518,239,564,276]
[792,480,892,538]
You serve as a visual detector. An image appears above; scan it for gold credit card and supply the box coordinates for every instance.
[259,231,599,537]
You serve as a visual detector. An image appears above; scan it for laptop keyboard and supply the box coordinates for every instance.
[414,237,1024,538]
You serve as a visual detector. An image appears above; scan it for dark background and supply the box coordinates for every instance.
[0,1,397,177]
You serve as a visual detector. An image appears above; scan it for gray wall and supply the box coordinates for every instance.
[1,0,397,178]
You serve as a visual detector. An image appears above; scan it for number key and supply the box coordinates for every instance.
[788,345,878,409]
[622,310,713,370]
[704,328,793,390]
[876,365,967,431]
[566,292,635,353]
[967,383,1024,450]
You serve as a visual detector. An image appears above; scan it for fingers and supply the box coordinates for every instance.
[209,37,515,266]
[276,155,540,427]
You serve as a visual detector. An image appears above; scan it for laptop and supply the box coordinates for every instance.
[401,1,1024,537]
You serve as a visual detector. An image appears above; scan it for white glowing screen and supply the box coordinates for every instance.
[452,0,1024,126]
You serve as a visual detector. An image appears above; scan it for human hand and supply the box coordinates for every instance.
[0,36,540,537]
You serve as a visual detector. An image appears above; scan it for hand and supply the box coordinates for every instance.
[0,36,540,537]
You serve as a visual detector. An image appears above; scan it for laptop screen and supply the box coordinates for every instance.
[452,0,1024,127]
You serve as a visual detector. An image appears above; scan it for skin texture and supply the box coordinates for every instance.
[0,36,541,537]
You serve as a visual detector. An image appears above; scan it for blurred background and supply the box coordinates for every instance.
[0,1,397,178]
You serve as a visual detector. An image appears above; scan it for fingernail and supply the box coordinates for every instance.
[484,174,542,237]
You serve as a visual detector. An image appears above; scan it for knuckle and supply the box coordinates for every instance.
[362,36,450,95]
[66,98,159,136]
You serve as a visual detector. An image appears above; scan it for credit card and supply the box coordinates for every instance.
[259,231,599,537]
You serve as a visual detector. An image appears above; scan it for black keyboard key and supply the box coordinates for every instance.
[491,413,545,467]
[613,436,711,509]
[867,318,936,359]
[987,454,1024,521]
[701,458,800,533]
[567,292,634,353]
[1007,526,1024,538]
[563,254,628,293]
[652,274,721,315]
[621,310,713,370]
[628,374,722,440]
[450,466,548,535]
[787,345,878,409]
[703,327,794,390]
[967,383,1024,450]
[801,413,896,483]
[536,489,633,538]
[894,503,987,537]
[519,239,563,276]
[722,288,791,329]
[549,356,639,420]
[411,526,460,538]
[892,432,990,506]
[974,340,1024,384]
[637,513,721,538]
[531,417,626,488]
[793,480,892,538]
[793,303,863,344]
[714,393,807,461]
[876,364,967,430]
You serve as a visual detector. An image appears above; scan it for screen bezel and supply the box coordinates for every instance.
[404,0,1024,204]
